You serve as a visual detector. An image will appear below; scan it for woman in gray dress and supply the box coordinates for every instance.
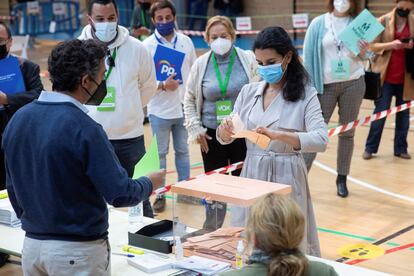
[217,26,328,257]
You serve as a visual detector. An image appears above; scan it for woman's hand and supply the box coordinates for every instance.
[358,40,369,57]
[197,133,212,153]
[218,117,235,142]
[405,39,414,50]
[255,127,278,140]
[389,39,405,50]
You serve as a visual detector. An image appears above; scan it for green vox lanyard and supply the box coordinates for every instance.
[211,48,236,99]
[105,48,117,80]
[140,9,147,27]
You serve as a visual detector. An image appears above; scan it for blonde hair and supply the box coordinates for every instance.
[204,16,236,42]
[246,194,308,276]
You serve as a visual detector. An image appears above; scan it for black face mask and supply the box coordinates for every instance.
[82,78,107,106]
[396,8,411,18]
[0,44,8,59]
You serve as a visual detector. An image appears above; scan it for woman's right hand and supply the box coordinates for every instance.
[389,39,405,50]
[197,133,212,154]
[218,117,235,142]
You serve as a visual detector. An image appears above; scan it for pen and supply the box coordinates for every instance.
[112,252,135,258]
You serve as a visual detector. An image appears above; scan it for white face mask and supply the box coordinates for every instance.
[210,38,232,56]
[334,0,350,14]
[93,21,118,42]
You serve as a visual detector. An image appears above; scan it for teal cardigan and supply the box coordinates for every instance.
[304,14,328,94]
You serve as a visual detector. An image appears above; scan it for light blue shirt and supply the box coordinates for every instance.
[38,91,89,113]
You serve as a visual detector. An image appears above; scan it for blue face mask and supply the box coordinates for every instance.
[156,20,175,36]
[258,63,286,84]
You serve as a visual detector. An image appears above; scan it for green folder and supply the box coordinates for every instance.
[132,135,160,179]
[339,9,385,55]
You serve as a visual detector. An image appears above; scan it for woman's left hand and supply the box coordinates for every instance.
[255,127,279,140]
[358,40,369,57]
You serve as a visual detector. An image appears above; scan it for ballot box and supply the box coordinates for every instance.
[170,173,291,264]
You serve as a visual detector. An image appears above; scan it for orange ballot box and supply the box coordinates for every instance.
[170,174,291,264]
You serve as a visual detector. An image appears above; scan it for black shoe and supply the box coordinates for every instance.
[336,175,348,198]
[394,153,411,159]
[153,195,166,213]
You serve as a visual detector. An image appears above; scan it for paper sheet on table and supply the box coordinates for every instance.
[230,114,271,150]
[133,135,160,179]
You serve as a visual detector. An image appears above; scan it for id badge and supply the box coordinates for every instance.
[97,86,116,112]
[216,100,232,124]
[331,59,350,80]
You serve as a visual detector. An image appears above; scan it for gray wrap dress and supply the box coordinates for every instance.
[217,81,328,257]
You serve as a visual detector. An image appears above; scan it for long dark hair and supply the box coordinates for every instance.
[253,26,309,102]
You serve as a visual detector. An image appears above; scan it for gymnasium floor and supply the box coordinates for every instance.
[1,40,413,275]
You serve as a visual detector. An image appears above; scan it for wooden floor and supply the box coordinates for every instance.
[1,40,413,275]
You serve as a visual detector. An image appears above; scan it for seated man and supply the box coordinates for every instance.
[3,39,165,276]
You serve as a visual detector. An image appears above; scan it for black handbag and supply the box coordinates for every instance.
[364,59,382,100]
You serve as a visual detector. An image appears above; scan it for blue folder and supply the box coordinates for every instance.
[0,56,26,95]
[153,44,185,84]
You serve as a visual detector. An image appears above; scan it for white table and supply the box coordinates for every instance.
[0,208,390,276]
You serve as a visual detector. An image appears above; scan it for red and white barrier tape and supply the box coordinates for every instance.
[0,15,14,20]
[328,100,414,137]
[154,161,244,195]
[179,28,306,37]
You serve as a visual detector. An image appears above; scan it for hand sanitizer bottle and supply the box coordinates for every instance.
[235,240,244,270]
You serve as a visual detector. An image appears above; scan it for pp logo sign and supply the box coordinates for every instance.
[159,60,176,77]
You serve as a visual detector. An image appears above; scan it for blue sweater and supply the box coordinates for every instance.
[3,100,153,241]
[303,14,327,94]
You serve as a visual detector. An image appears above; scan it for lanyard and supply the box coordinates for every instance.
[212,48,236,99]
[140,9,147,27]
[105,48,117,80]
[155,34,178,49]
[329,14,351,58]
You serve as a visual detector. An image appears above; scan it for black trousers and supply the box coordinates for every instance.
[201,128,246,230]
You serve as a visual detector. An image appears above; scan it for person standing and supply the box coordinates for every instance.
[363,0,414,160]
[217,27,327,256]
[143,0,197,213]
[184,15,258,230]
[303,0,369,198]
[131,0,154,41]
[0,21,43,191]
[79,0,157,217]
[3,39,165,276]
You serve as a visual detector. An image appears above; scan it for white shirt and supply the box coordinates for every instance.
[38,91,89,113]
[322,13,365,84]
[143,30,197,119]
[78,25,157,140]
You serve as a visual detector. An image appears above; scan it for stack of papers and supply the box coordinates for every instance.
[175,256,231,275]
[183,227,244,262]
[127,253,175,273]
[0,193,21,227]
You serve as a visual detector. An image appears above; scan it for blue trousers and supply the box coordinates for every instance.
[149,115,190,184]
[110,136,154,217]
[365,82,410,155]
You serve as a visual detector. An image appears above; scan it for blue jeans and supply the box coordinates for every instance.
[149,115,190,184]
[365,82,410,155]
[110,136,154,218]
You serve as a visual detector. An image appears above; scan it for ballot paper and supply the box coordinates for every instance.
[175,255,231,275]
[230,114,271,150]
[0,193,21,227]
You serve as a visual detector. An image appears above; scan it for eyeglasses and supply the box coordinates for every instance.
[0,38,10,46]
[106,50,115,67]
